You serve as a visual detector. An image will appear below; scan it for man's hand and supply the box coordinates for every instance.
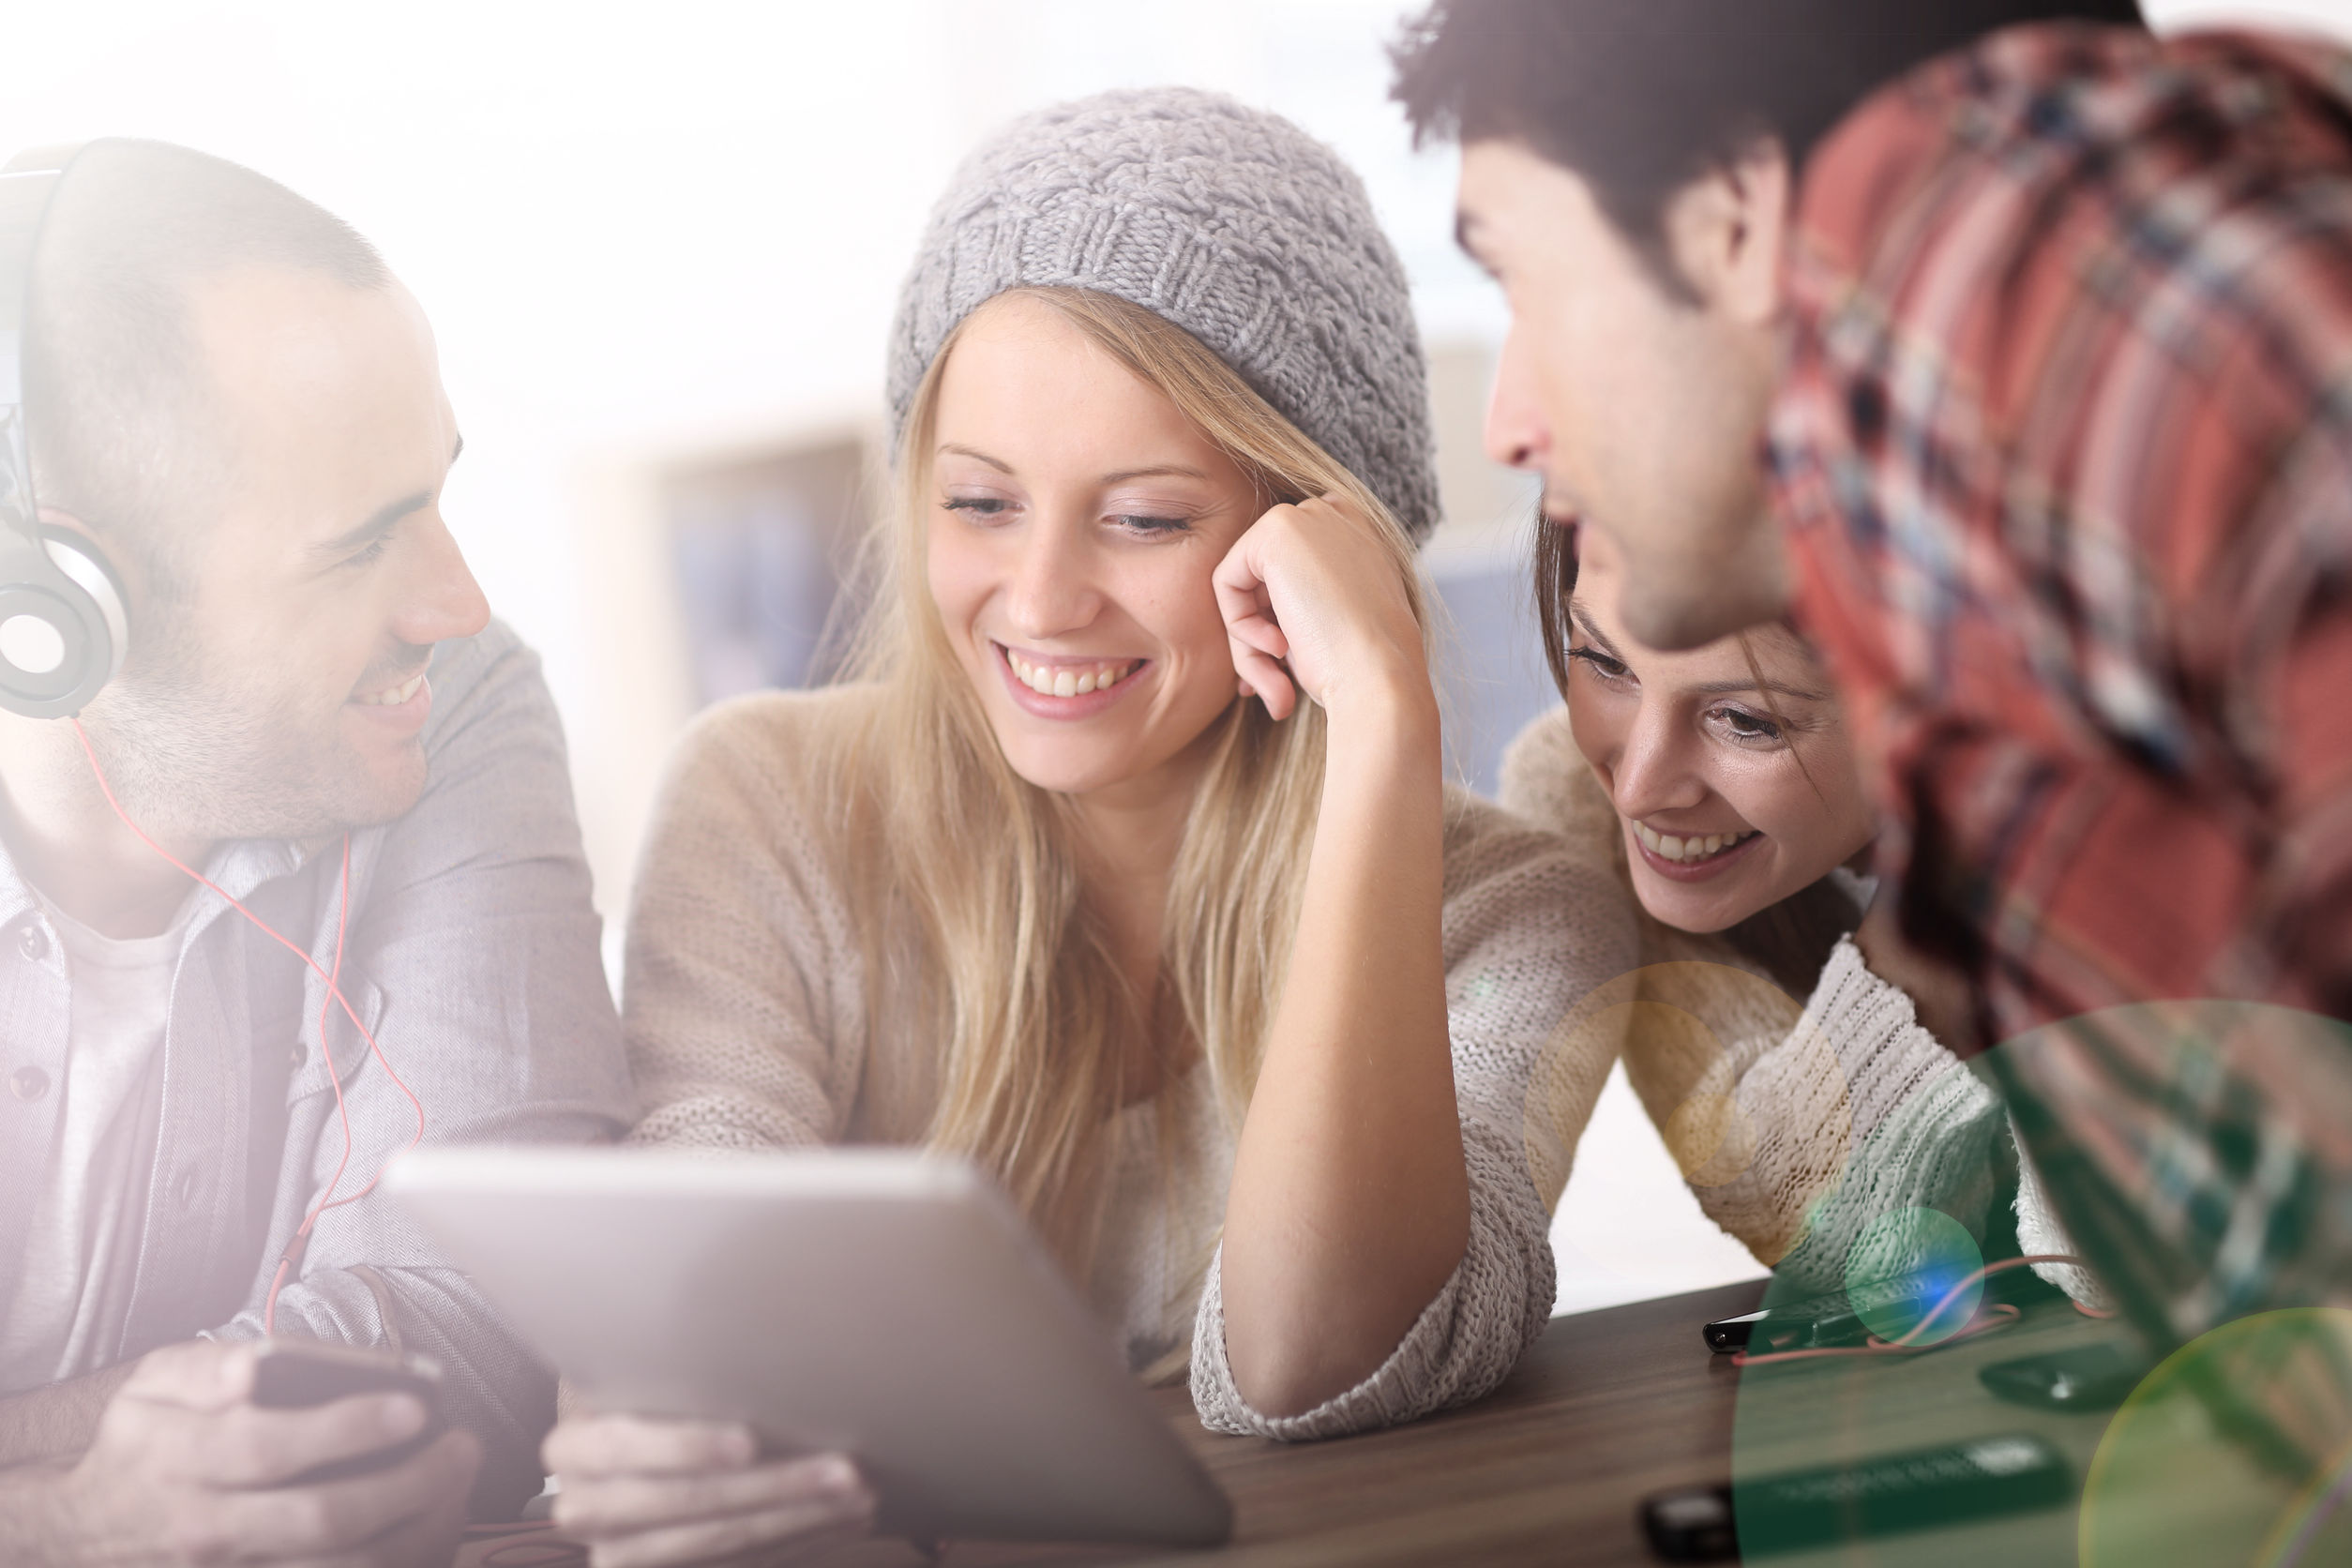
[545,1415,874,1568]
[0,1340,479,1567]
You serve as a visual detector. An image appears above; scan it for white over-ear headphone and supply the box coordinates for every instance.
[0,143,129,720]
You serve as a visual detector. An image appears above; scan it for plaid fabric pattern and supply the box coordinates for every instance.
[1771,21,2352,1342]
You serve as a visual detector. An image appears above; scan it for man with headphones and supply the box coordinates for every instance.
[0,142,632,1563]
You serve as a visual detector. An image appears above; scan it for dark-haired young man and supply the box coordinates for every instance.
[1395,2,2352,1344]
[0,142,631,1563]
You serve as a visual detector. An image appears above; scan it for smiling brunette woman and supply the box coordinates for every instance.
[542,89,1632,1565]
[1502,523,2096,1307]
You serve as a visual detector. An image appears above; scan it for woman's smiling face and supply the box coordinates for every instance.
[1564,530,1875,933]
[926,293,1262,801]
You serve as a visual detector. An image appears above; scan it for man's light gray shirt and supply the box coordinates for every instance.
[0,621,633,1514]
[0,901,182,1385]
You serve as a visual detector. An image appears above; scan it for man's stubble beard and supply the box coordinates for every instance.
[82,623,410,846]
[1612,493,1794,654]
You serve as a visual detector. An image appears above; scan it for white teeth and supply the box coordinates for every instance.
[1004,650,1135,699]
[355,671,425,707]
[1633,820,1756,864]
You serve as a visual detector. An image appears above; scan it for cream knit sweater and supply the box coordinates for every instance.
[1500,707,2096,1303]
[621,687,1638,1440]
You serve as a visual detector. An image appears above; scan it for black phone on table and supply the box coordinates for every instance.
[1704,1263,2065,1354]
[1702,1307,1768,1353]
[1702,1274,1948,1355]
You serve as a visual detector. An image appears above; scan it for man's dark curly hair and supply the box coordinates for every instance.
[1392,0,2148,263]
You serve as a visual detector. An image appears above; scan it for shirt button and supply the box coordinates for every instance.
[175,1169,199,1210]
[9,1065,49,1102]
[17,924,46,962]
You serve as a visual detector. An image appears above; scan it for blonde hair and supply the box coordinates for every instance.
[830,285,1428,1268]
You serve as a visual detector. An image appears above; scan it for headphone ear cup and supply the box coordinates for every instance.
[41,531,128,688]
[0,529,127,718]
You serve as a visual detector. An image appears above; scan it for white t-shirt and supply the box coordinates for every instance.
[0,901,185,1391]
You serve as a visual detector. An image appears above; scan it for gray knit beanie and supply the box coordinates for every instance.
[887,86,1440,545]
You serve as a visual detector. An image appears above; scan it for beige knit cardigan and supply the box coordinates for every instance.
[619,686,1638,1440]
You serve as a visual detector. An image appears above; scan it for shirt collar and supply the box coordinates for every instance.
[0,829,329,942]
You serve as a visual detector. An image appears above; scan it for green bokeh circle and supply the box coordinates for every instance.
[1843,1207,1984,1347]
[2080,1307,2352,1568]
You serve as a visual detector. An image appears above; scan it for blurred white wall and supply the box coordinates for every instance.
[7,0,2345,1319]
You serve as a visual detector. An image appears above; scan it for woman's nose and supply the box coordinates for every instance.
[1607,703,1709,821]
[1004,520,1102,641]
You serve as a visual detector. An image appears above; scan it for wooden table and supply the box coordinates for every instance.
[825,1277,2159,1568]
[469,1277,2207,1568]
[982,1278,1773,1568]
[459,1281,1766,1568]
[1100,1279,1768,1568]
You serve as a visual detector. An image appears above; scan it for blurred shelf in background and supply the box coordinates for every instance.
[569,408,886,950]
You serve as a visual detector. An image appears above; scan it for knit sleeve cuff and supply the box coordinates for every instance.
[1798,936,1966,1148]
[2013,1133,2117,1311]
[1185,1124,1551,1441]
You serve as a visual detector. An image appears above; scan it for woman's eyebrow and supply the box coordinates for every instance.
[938,443,1013,473]
[1098,463,1210,486]
[1684,673,1832,702]
[1567,599,1623,659]
[937,447,1208,488]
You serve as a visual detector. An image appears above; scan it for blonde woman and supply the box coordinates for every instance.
[544,89,1634,1564]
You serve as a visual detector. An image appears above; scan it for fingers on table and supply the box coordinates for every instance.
[545,1416,760,1478]
[556,1453,868,1536]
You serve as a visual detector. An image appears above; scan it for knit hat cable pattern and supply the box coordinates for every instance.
[887,86,1440,545]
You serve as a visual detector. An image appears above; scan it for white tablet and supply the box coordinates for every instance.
[384,1145,1232,1547]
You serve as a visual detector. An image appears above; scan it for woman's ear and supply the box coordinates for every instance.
[1659,138,1792,329]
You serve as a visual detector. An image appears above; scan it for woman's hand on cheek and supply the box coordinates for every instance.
[543,1414,875,1567]
[1212,495,1429,724]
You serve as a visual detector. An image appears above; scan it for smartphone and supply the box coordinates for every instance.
[1705,1264,2062,1354]
[249,1341,445,1485]
[1702,1307,1768,1353]
[1703,1287,1924,1354]
[1978,1342,2151,1411]
[1703,1276,1937,1355]
[1641,1433,2072,1560]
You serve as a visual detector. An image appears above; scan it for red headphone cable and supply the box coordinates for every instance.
[67,717,425,1334]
